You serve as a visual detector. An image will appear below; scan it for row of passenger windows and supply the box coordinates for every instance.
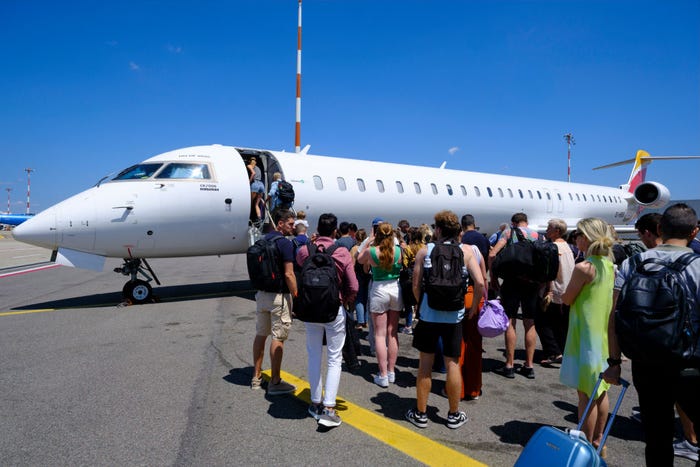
[313,175,623,204]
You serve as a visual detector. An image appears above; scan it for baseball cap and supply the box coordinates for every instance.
[372,217,384,226]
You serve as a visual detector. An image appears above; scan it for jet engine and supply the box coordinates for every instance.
[633,181,671,208]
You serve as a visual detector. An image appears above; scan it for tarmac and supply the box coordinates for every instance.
[0,231,692,466]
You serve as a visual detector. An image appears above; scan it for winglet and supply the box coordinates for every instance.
[300,144,311,156]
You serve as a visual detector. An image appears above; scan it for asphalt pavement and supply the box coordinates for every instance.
[0,232,690,466]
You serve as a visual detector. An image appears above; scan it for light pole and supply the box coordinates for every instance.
[25,168,34,214]
[5,187,11,214]
[564,133,575,182]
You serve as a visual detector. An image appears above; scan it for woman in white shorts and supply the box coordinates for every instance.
[358,222,403,388]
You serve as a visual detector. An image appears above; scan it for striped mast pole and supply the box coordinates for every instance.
[5,187,11,214]
[295,0,302,153]
[25,168,34,214]
[564,133,575,182]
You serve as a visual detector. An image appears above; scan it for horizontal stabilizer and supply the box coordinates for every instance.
[593,155,700,170]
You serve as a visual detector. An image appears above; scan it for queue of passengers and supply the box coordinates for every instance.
[249,206,700,466]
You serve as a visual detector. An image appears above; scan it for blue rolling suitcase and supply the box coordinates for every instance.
[514,374,630,467]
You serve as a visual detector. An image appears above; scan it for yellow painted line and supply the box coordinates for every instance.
[0,308,56,316]
[262,369,486,467]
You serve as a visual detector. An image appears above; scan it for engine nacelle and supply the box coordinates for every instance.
[633,181,671,208]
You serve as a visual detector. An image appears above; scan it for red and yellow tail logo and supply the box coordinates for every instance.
[625,150,651,193]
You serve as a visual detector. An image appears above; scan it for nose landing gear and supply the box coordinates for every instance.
[114,258,161,304]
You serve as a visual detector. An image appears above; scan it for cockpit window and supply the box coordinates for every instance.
[112,163,164,180]
[155,163,211,179]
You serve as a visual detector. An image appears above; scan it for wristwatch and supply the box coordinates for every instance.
[606,357,622,366]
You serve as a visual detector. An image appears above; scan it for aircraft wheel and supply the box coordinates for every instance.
[123,280,152,304]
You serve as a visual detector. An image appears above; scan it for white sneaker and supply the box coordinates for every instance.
[373,374,389,388]
[446,411,469,429]
[673,439,699,462]
[387,371,395,383]
[318,407,342,428]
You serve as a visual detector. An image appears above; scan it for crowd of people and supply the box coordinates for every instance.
[248,204,700,466]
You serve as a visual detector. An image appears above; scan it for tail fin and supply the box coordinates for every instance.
[625,150,651,193]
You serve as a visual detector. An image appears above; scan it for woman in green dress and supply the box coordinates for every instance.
[560,217,615,451]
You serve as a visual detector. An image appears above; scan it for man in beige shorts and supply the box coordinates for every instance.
[251,209,298,395]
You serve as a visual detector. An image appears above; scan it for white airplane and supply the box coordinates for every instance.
[11,144,684,303]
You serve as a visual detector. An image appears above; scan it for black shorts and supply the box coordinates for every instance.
[412,320,463,358]
[500,279,540,320]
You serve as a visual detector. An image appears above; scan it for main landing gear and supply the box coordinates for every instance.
[114,258,161,304]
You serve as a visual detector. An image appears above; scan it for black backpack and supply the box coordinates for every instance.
[246,236,287,292]
[276,180,295,208]
[492,228,559,283]
[615,252,699,364]
[423,242,468,312]
[531,240,560,282]
[295,243,341,323]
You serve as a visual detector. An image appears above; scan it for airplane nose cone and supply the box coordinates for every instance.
[13,209,57,249]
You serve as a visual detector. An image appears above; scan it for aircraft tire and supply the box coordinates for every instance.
[123,280,152,304]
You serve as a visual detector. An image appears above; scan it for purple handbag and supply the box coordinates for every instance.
[477,299,509,338]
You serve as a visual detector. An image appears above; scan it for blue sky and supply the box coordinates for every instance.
[1,0,698,213]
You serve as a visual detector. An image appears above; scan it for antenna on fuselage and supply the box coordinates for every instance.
[294,0,302,153]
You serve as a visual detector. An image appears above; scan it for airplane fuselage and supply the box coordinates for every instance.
[14,144,665,260]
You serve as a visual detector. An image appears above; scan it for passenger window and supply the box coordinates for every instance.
[528,190,533,199]
[546,192,551,200]
[114,163,164,180]
[582,194,587,201]
[376,180,385,193]
[518,189,524,199]
[431,183,438,195]
[497,188,503,197]
[507,188,513,198]
[487,187,493,197]
[337,177,347,191]
[597,195,602,202]
[414,182,421,194]
[460,185,467,196]
[569,193,573,201]
[474,186,481,197]
[537,191,542,199]
[576,193,580,201]
[313,175,324,190]
[557,193,562,200]
[357,178,366,192]
[446,184,453,196]
[396,181,404,193]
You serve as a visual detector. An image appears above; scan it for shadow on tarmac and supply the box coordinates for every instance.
[491,420,544,446]
[11,280,255,311]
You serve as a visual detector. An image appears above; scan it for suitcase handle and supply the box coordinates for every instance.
[577,372,630,454]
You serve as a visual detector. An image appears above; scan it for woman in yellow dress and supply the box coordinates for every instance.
[560,217,615,451]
